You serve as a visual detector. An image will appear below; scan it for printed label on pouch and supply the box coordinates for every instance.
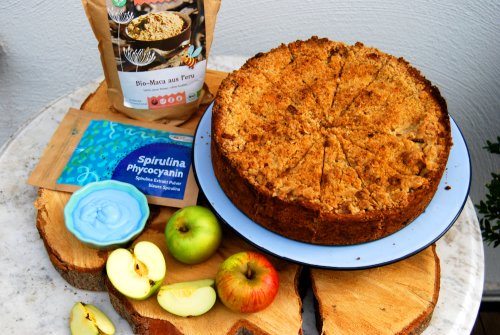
[148,93,185,109]
[117,61,205,110]
[107,0,206,109]
[57,120,193,200]
[113,142,191,199]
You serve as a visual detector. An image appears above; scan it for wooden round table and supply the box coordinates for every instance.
[0,71,484,334]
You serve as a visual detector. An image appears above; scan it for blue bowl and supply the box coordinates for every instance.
[64,180,150,250]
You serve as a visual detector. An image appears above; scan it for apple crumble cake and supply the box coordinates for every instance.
[211,36,452,245]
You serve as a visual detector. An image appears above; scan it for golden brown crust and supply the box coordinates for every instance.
[211,36,452,245]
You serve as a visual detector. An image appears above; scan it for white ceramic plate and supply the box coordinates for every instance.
[193,103,471,269]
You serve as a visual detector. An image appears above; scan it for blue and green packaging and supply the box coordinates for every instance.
[28,108,198,208]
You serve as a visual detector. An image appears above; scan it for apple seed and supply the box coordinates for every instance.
[134,259,148,276]
[81,303,95,322]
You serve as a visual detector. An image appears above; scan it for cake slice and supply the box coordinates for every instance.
[334,129,428,210]
[241,43,292,82]
[285,37,347,113]
[231,132,321,190]
[320,134,373,214]
[327,42,389,122]
[332,55,421,130]
[211,67,275,154]
[341,130,426,177]
[271,139,325,202]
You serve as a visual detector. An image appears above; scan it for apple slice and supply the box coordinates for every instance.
[157,279,217,317]
[69,302,115,335]
[106,241,166,300]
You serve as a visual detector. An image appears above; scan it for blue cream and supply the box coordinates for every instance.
[65,180,149,249]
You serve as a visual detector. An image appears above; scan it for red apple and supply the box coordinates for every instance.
[215,251,279,313]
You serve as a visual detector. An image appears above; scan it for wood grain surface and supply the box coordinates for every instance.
[311,246,440,335]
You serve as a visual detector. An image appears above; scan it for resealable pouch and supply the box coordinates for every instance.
[82,0,220,124]
[28,108,199,208]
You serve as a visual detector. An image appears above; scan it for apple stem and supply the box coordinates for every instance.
[246,264,254,280]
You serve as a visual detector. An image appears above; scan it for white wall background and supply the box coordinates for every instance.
[1,0,499,295]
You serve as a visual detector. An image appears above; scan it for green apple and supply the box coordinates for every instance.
[215,251,280,313]
[157,279,217,317]
[165,206,222,264]
[69,302,115,335]
[106,241,166,300]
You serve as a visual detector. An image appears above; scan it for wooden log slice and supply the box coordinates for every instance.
[311,245,440,335]
[35,188,109,290]
[35,183,303,334]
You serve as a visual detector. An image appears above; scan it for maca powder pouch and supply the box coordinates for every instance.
[82,0,221,124]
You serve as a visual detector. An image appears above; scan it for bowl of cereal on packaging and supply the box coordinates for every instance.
[64,180,150,250]
[125,11,191,52]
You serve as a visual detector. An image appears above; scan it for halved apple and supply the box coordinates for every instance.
[157,279,217,317]
[106,241,166,300]
[69,302,115,335]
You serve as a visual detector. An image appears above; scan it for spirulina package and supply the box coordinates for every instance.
[82,0,220,124]
[28,108,199,208]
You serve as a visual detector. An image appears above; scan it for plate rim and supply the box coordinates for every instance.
[192,103,471,269]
